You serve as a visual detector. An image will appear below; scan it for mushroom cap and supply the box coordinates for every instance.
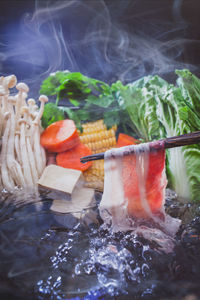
[39,95,48,103]
[18,107,29,125]
[20,106,29,115]
[5,75,17,89]
[28,98,36,106]
[16,82,29,93]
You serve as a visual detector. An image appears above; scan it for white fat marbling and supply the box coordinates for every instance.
[99,142,181,246]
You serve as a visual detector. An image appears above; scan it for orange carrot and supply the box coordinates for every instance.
[40,119,80,153]
[117,133,140,147]
[56,142,93,171]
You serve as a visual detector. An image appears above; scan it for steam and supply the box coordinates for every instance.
[0,0,198,96]
[172,0,185,23]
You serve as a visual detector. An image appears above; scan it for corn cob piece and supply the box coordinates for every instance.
[80,123,117,154]
[83,160,105,190]
[79,120,117,191]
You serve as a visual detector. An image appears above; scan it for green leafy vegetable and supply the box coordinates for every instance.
[41,102,65,129]
[40,71,132,132]
[120,71,200,202]
[56,72,111,103]
[176,69,200,117]
[40,69,200,202]
[118,76,166,141]
[40,71,70,96]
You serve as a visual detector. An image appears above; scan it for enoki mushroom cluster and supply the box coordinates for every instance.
[0,75,48,191]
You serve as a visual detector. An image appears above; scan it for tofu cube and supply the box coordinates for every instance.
[38,165,82,196]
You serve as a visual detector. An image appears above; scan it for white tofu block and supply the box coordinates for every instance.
[50,187,95,218]
[38,165,82,195]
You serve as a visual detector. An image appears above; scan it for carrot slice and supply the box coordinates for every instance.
[117,133,139,147]
[56,142,93,171]
[40,119,80,153]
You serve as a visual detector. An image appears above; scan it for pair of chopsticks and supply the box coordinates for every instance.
[80,131,200,163]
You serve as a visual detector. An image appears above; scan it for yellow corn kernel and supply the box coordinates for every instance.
[80,127,115,145]
[80,129,116,153]
[81,122,107,135]
[79,120,117,191]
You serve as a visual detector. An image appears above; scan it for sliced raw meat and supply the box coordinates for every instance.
[99,142,180,237]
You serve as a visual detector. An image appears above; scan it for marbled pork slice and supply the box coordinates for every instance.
[99,141,180,236]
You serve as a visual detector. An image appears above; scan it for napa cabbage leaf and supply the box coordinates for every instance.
[122,71,200,202]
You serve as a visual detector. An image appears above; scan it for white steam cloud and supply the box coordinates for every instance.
[0,0,198,96]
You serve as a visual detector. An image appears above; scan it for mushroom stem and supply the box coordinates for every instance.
[15,83,29,130]
[19,107,33,187]
[33,127,44,177]
[34,95,48,124]
[0,75,48,192]
[15,133,22,166]
[32,95,48,175]
[27,98,36,119]
[1,112,15,190]
[41,146,46,170]
[26,137,39,185]
[0,86,5,137]
[6,100,25,187]
[27,99,37,147]
[32,95,48,139]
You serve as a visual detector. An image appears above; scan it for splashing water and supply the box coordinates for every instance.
[0,188,200,299]
[100,142,181,253]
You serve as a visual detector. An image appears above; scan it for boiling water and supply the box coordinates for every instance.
[0,188,200,300]
[100,142,181,252]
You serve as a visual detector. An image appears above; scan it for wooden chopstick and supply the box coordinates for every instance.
[80,131,200,163]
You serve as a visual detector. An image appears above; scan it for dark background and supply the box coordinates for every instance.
[0,0,200,95]
[0,2,200,299]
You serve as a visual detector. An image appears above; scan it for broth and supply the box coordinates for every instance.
[0,189,200,300]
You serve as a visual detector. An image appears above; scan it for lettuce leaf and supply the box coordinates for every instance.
[122,71,200,202]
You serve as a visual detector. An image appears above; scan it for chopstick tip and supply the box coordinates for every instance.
[80,152,105,163]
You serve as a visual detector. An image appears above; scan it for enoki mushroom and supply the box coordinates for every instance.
[0,75,48,192]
